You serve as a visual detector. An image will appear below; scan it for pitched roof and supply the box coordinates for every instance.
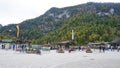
[58,40,74,45]
[111,38,120,44]
[2,39,13,43]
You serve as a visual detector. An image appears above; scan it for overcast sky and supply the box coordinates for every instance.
[0,0,120,26]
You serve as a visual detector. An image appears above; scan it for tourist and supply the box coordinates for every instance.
[81,46,85,51]
[21,44,25,52]
[12,43,16,50]
[78,46,81,51]
[102,46,106,53]
[117,45,120,52]
[99,45,102,52]
[69,48,71,53]
[110,46,114,51]
[106,44,110,51]
[1,44,5,49]
[25,46,29,52]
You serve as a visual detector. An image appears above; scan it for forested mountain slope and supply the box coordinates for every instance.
[0,2,120,44]
[40,13,120,45]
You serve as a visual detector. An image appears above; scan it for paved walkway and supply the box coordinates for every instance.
[0,49,120,68]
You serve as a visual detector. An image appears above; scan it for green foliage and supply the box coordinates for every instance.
[0,2,120,45]
[40,13,120,45]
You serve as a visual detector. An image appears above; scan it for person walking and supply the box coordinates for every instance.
[12,43,16,50]
[102,46,106,53]
[21,44,25,52]
[78,46,81,51]
[2,44,5,49]
[110,46,113,51]
[117,45,120,52]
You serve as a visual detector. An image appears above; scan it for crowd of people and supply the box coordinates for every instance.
[1,43,120,54]
[98,45,120,52]
[68,45,120,53]
[1,43,41,55]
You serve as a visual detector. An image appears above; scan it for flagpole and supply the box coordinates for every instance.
[16,25,20,50]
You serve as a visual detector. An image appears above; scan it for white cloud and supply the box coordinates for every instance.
[0,0,120,26]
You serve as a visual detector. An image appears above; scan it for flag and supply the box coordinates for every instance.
[16,25,20,38]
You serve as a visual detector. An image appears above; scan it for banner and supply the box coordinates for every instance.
[16,25,20,38]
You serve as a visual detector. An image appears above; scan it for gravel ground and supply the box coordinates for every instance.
[0,49,120,68]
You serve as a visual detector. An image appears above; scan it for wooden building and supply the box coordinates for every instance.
[58,40,74,49]
[111,38,120,46]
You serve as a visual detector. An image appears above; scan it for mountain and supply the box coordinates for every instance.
[0,2,120,44]
[0,24,2,28]
[40,13,120,45]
